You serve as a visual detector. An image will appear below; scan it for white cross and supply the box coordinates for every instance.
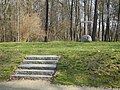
[81,19,93,35]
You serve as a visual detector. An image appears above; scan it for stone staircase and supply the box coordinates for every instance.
[11,55,60,79]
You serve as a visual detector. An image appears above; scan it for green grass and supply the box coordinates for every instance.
[0,41,120,88]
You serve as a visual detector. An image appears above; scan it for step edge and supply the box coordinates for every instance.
[16,69,55,72]
[23,60,58,62]
[11,74,52,78]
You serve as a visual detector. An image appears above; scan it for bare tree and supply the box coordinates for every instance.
[115,0,120,41]
[104,0,110,41]
[44,0,49,42]
[101,0,105,41]
[70,0,74,41]
[0,0,119,42]
[92,0,98,41]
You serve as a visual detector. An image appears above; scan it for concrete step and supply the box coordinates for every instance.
[16,69,55,75]
[25,55,60,60]
[11,74,52,78]
[23,60,58,64]
[11,55,60,79]
[19,64,56,68]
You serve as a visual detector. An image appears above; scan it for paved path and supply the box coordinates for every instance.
[0,80,119,90]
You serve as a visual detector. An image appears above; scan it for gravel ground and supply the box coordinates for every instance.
[0,80,119,90]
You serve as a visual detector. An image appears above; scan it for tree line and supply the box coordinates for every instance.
[0,0,119,42]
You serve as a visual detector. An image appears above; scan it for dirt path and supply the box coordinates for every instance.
[0,80,119,90]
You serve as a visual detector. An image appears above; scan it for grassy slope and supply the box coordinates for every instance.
[0,41,120,88]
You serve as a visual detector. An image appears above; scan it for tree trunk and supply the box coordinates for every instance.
[88,0,92,36]
[102,0,104,41]
[115,0,120,41]
[98,14,101,40]
[104,0,110,42]
[84,0,88,35]
[92,0,98,41]
[70,0,74,41]
[44,0,49,42]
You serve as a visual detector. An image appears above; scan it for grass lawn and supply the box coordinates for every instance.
[0,41,120,88]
